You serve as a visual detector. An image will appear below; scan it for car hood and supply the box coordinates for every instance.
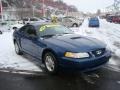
[44,34,106,52]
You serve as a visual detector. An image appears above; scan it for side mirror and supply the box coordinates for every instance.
[13,27,18,31]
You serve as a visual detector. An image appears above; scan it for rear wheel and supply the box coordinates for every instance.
[44,52,58,74]
[14,42,23,55]
[72,23,78,27]
[0,31,2,34]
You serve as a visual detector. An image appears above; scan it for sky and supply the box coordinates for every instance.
[63,0,114,12]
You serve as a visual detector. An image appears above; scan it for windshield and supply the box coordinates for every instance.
[38,25,73,37]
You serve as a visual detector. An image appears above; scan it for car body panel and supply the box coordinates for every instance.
[106,15,114,22]
[59,49,111,69]
[13,23,111,71]
[112,16,120,23]
[44,34,106,52]
[58,17,83,27]
[89,17,100,27]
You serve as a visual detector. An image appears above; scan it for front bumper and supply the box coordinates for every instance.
[59,50,111,71]
[89,24,99,27]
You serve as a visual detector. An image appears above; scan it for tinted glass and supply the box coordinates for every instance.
[38,25,73,37]
[23,18,28,21]
[30,18,38,21]
[90,18,98,21]
[26,25,37,36]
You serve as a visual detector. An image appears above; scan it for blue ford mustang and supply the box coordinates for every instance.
[13,22,111,74]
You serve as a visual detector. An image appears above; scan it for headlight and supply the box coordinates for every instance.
[65,52,89,59]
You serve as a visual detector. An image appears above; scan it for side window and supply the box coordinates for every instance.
[30,18,38,21]
[19,26,28,34]
[63,18,72,22]
[26,25,37,36]
[23,18,28,21]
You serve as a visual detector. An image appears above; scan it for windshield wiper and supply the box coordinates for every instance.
[41,33,72,38]
[63,33,72,34]
[41,34,55,38]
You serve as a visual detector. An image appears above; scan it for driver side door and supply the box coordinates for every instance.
[21,25,38,56]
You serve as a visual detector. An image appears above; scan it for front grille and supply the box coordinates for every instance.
[91,48,106,57]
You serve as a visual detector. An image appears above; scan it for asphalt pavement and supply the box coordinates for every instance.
[0,68,120,90]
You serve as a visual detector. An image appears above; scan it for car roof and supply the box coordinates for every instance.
[90,17,98,20]
[30,22,52,26]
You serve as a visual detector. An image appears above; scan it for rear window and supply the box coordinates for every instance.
[23,18,28,21]
[90,18,98,21]
[30,18,38,21]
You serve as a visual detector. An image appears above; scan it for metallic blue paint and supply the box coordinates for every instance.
[89,17,100,27]
[13,24,111,71]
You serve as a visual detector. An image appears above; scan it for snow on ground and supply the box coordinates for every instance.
[0,19,120,73]
[0,31,42,72]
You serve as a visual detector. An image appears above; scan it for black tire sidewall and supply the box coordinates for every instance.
[14,42,22,55]
[44,52,58,74]
[72,23,78,27]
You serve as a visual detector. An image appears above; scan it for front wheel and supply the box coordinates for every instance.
[44,52,58,74]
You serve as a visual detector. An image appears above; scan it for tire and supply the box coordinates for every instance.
[43,52,58,74]
[14,41,23,55]
[0,31,2,34]
[72,23,78,27]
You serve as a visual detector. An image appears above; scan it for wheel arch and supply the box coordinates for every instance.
[42,48,58,63]
[72,23,78,27]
